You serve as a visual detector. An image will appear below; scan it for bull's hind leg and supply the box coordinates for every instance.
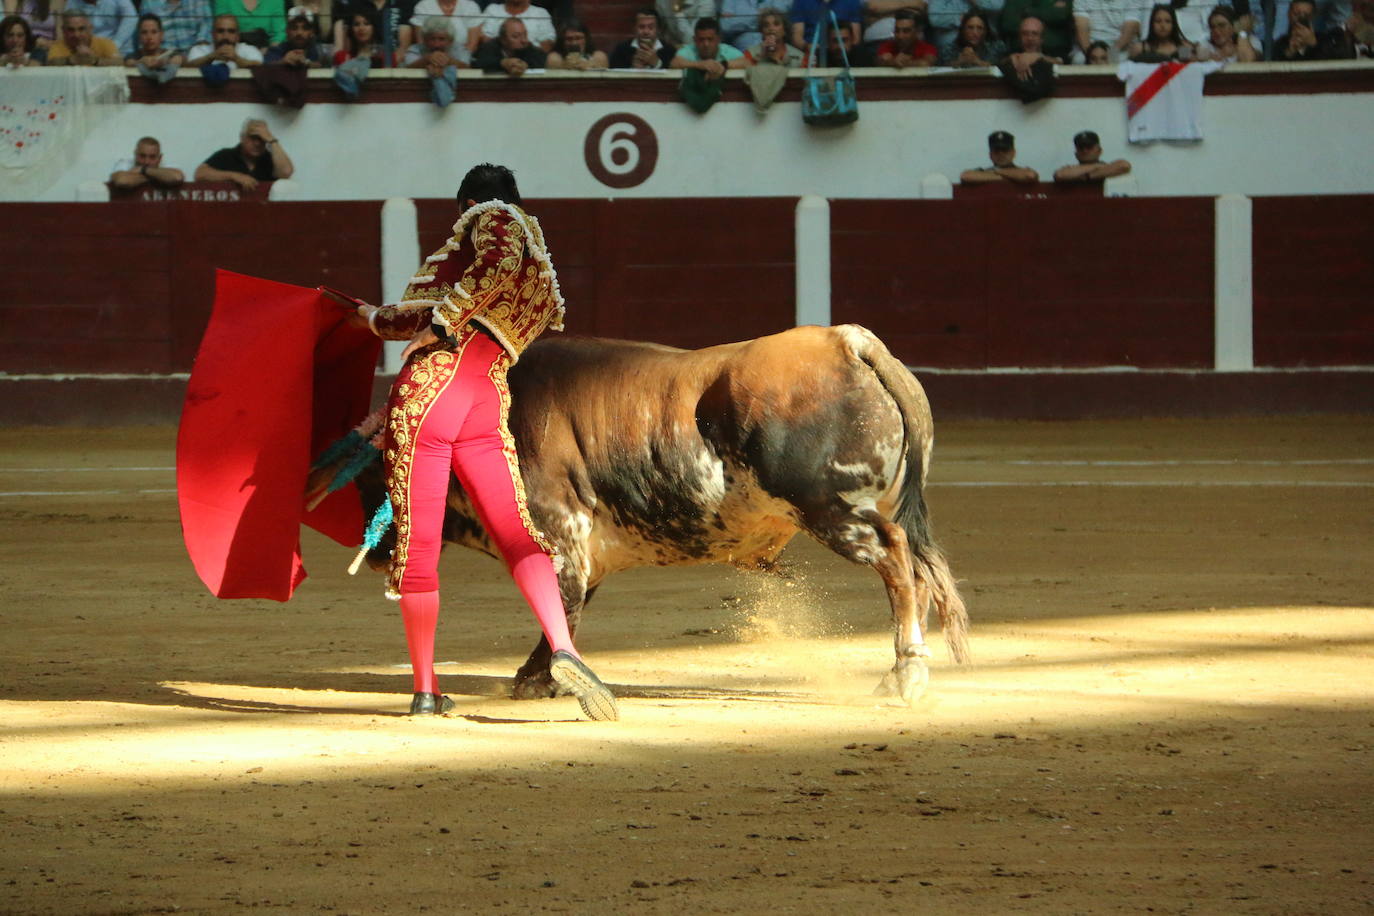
[512,574,594,700]
[810,508,931,705]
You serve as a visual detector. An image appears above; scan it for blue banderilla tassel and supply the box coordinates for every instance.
[348,498,393,575]
[311,429,365,472]
[311,430,381,499]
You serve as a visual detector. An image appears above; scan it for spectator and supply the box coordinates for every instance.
[44,9,123,63]
[1323,0,1373,55]
[822,9,869,61]
[2,13,42,64]
[140,0,214,56]
[876,6,937,65]
[862,0,929,47]
[545,17,608,69]
[1052,129,1131,182]
[674,17,744,111]
[404,12,468,65]
[1000,14,1057,99]
[740,7,799,110]
[1004,13,1059,70]
[742,6,804,62]
[671,15,746,70]
[65,0,136,56]
[9,0,58,51]
[215,0,287,47]
[334,6,387,63]
[790,0,863,55]
[404,14,467,106]
[474,16,544,73]
[1084,36,1109,59]
[1073,0,1142,62]
[609,8,677,68]
[657,0,716,46]
[264,8,328,64]
[126,14,184,81]
[284,0,332,45]
[721,0,772,50]
[927,0,994,53]
[1195,4,1258,59]
[332,0,412,65]
[408,0,483,56]
[1275,0,1336,55]
[257,9,325,104]
[937,9,1007,65]
[960,130,1039,184]
[333,7,387,96]
[195,118,294,189]
[1129,3,1193,59]
[999,0,1074,61]
[186,13,263,78]
[109,136,185,189]
[476,0,553,52]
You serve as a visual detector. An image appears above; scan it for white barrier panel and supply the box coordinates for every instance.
[921,173,954,199]
[1214,194,1254,371]
[795,195,830,328]
[380,197,421,373]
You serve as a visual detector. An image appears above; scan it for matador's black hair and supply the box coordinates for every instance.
[456,163,522,207]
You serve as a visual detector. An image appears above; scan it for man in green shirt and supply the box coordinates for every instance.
[213,0,286,46]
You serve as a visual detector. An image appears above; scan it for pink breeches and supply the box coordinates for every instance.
[382,329,574,658]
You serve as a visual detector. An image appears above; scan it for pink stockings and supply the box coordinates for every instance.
[385,331,577,695]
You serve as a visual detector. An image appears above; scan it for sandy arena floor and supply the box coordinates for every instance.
[1,417,1371,915]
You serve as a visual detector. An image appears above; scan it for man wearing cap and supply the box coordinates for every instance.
[1053,130,1131,183]
[960,130,1040,185]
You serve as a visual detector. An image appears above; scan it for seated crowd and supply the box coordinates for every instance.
[3,0,1366,75]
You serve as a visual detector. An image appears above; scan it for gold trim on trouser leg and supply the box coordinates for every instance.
[485,354,562,569]
[383,334,474,598]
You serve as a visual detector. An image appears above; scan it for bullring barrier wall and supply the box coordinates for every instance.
[1,194,1369,415]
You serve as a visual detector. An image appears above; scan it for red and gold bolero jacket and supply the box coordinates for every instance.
[368,201,565,363]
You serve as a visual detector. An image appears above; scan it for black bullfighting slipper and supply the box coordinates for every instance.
[409,692,455,716]
[549,651,619,722]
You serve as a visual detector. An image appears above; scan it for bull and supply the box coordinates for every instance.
[349,324,969,705]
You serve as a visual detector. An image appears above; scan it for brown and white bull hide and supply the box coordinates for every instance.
[358,324,969,705]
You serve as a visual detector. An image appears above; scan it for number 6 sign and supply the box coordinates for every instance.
[583,113,659,189]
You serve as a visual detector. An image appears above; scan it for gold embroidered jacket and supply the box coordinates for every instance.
[369,201,565,363]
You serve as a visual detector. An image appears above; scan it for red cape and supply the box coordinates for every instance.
[177,270,381,600]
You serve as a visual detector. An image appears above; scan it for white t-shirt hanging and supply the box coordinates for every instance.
[1118,59,1223,142]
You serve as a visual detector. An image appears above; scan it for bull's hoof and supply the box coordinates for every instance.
[512,668,559,700]
[873,656,930,706]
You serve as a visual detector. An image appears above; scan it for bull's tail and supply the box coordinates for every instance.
[844,325,971,664]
